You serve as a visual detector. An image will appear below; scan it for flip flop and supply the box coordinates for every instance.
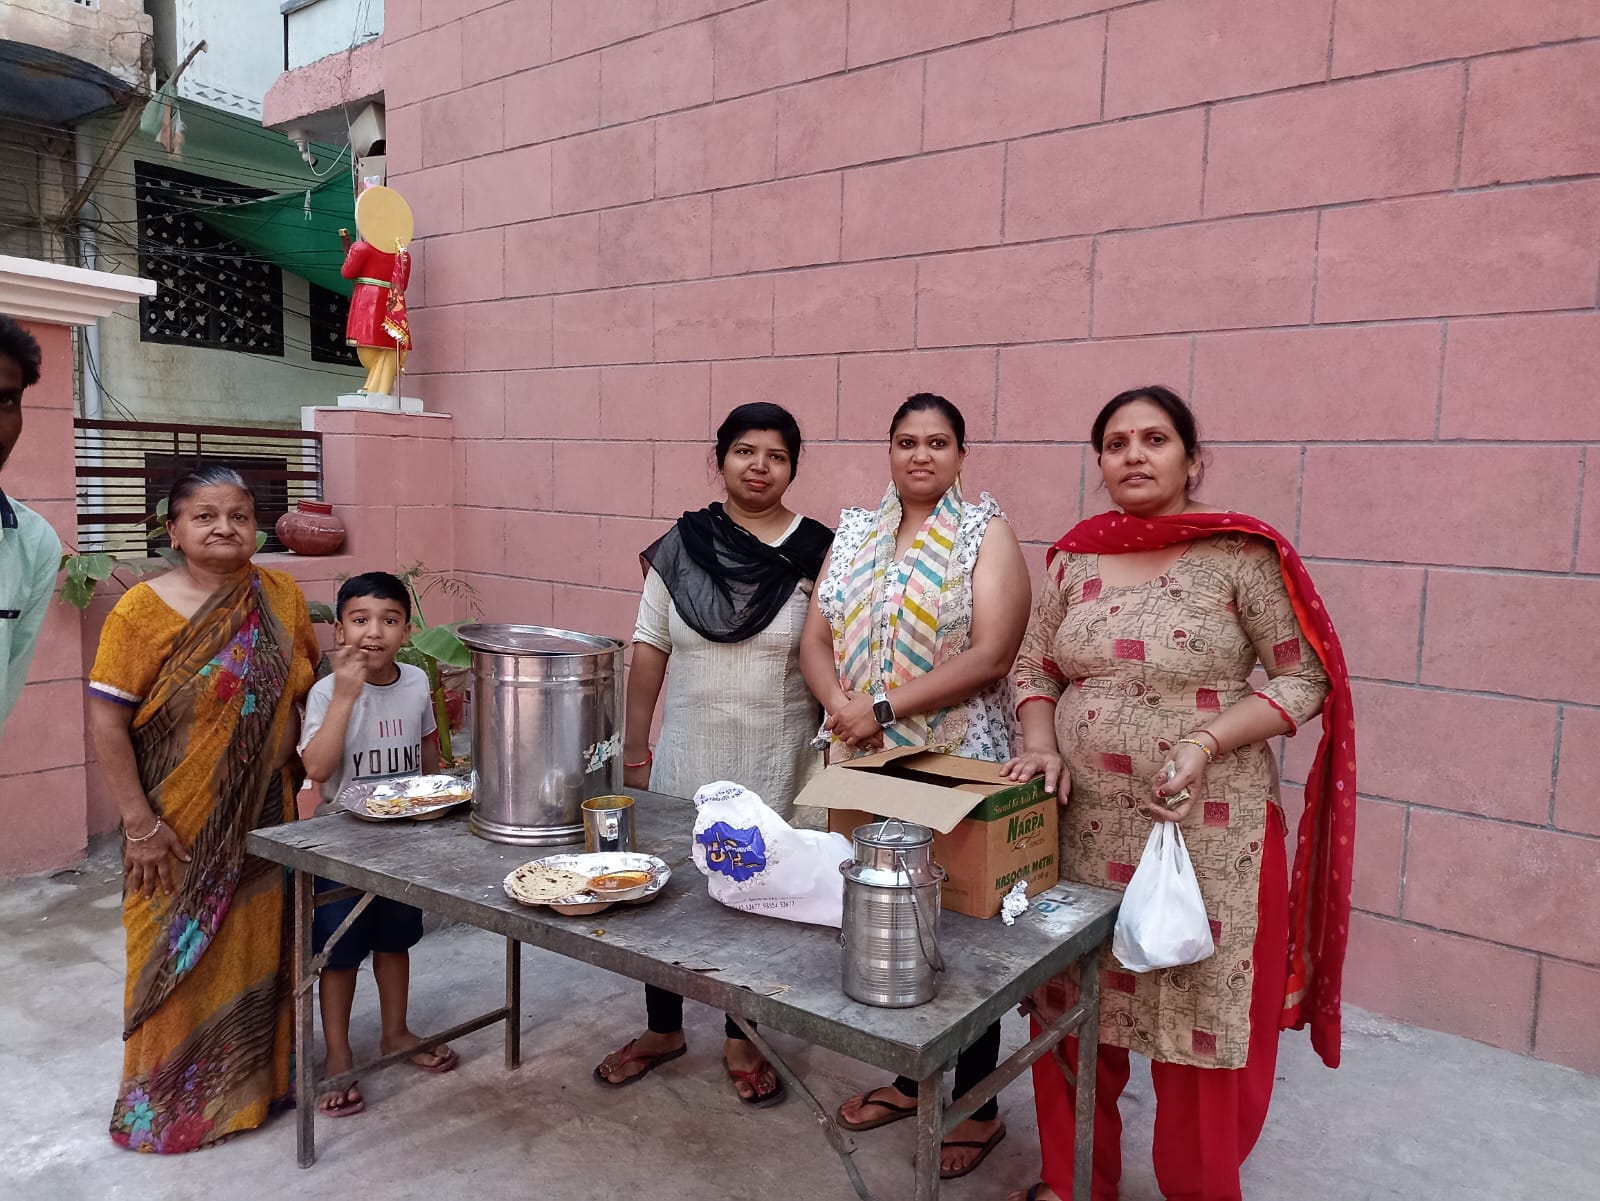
[408,1044,459,1074]
[836,1090,917,1131]
[317,1084,364,1119]
[939,1123,1007,1180]
[724,1058,786,1108]
[593,1039,688,1088]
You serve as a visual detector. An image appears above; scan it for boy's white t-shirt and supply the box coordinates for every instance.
[299,662,437,810]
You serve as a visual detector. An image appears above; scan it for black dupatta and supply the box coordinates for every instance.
[642,504,832,643]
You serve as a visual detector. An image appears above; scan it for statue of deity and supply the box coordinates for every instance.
[340,185,414,396]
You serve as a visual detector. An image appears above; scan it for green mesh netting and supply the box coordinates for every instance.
[185,177,356,297]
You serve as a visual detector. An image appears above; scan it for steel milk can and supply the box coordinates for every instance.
[839,819,946,1007]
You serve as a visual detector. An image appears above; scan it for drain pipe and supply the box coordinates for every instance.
[76,129,105,551]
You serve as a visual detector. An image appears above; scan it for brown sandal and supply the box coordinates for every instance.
[836,1089,917,1131]
[317,1083,364,1118]
[592,1039,687,1088]
[939,1123,1007,1180]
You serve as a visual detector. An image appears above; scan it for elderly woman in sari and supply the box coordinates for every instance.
[1004,387,1353,1201]
[89,466,320,1152]
[799,393,1032,1180]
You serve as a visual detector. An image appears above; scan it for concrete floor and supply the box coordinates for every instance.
[3,841,1598,1201]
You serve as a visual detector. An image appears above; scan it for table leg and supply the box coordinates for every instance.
[1071,957,1102,1201]
[912,1071,945,1201]
[505,937,522,1070]
[294,869,316,1169]
[727,1017,883,1201]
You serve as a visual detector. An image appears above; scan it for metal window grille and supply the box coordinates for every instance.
[135,160,285,356]
[308,282,360,366]
[74,418,323,555]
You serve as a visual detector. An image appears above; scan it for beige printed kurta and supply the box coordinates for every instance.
[1015,533,1329,1068]
[634,553,822,817]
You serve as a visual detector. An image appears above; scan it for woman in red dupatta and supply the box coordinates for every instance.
[88,467,320,1152]
[1004,388,1354,1201]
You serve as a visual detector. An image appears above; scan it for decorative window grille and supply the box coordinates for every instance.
[308,282,360,366]
[135,160,284,356]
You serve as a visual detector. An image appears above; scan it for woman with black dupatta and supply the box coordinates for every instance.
[592,402,832,1108]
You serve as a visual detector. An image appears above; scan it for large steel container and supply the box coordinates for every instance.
[840,819,946,1008]
[457,624,625,845]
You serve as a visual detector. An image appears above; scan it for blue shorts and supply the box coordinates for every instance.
[312,876,424,971]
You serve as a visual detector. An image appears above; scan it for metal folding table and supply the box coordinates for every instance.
[246,791,1119,1201]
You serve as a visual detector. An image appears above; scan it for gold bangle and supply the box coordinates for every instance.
[1177,737,1215,763]
[124,816,164,843]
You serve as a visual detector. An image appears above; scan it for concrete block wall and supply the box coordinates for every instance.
[380,0,1600,1072]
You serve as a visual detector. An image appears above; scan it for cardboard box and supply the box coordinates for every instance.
[796,747,1059,919]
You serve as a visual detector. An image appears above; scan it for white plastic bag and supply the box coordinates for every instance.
[691,781,853,928]
[1111,822,1216,973]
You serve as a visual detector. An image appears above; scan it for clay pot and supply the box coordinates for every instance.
[275,500,347,556]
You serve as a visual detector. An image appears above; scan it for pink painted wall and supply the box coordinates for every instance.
[0,321,89,876]
[394,1,1600,1070]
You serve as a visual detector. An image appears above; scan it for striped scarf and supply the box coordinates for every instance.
[833,483,970,753]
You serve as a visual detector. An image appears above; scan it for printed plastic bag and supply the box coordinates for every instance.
[1111,822,1216,973]
[691,781,852,928]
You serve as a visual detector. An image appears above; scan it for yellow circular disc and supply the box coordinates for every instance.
[355,185,415,253]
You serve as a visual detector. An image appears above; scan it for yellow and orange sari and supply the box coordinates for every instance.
[90,567,319,1153]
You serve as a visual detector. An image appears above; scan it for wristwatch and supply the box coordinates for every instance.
[871,686,896,728]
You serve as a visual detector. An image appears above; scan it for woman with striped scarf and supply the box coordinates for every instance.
[799,392,1032,1180]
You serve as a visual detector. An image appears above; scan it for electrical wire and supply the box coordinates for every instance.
[104,308,364,377]
[0,220,349,328]
[0,112,349,192]
[79,224,353,361]
[0,90,366,407]
[12,103,351,165]
[81,333,139,421]
[302,142,352,180]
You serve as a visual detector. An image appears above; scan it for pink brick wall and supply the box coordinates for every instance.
[0,322,88,877]
[381,0,1600,1073]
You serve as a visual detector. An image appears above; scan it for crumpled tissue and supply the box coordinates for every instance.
[999,879,1030,927]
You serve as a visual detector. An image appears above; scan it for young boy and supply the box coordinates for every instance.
[298,571,458,1117]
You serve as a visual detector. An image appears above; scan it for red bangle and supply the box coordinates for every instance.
[1195,728,1221,755]
[624,750,653,769]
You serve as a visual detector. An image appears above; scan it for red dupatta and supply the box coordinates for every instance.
[1051,510,1355,1070]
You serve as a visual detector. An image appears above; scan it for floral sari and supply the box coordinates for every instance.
[90,567,319,1152]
